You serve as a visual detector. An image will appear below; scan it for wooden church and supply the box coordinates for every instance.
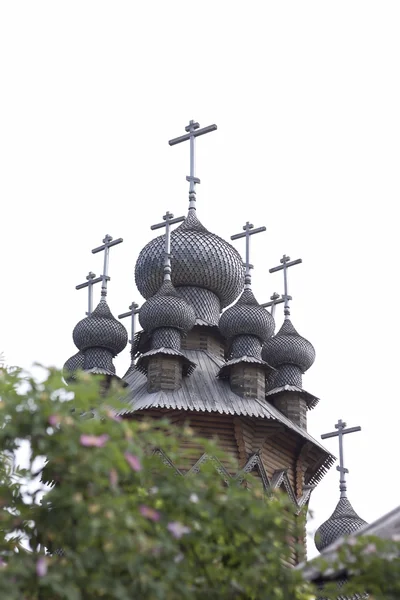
[64,120,366,565]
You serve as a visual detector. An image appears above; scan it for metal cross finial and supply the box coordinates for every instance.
[118,302,140,345]
[75,271,106,315]
[269,254,302,318]
[321,419,361,499]
[150,211,185,281]
[91,234,123,298]
[169,119,217,210]
[261,292,285,318]
[231,221,267,288]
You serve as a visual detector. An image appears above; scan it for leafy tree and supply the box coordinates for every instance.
[0,367,398,599]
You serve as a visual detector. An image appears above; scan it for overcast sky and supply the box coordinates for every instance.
[1,1,399,558]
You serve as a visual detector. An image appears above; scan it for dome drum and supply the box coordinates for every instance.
[230,335,263,360]
[178,286,220,326]
[270,364,303,389]
[83,347,116,375]
[151,328,181,351]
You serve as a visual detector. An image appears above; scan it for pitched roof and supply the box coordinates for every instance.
[121,348,334,481]
[265,384,319,410]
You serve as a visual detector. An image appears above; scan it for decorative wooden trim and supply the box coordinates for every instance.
[152,448,182,476]
[186,453,232,485]
[235,452,270,492]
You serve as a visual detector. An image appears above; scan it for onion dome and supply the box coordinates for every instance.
[135,210,244,309]
[73,299,128,356]
[262,318,315,372]
[219,288,275,343]
[63,351,84,381]
[139,280,196,334]
[315,497,367,551]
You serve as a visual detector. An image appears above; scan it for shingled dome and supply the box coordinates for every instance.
[262,318,315,372]
[219,288,275,342]
[135,210,244,308]
[139,280,196,334]
[73,299,128,356]
[63,351,84,375]
[315,497,367,551]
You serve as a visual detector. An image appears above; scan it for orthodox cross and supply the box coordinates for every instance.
[269,254,302,318]
[231,221,266,288]
[75,271,106,316]
[92,234,123,298]
[151,211,185,280]
[261,292,285,318]
[118,302,140,345]
[321,419,361,499]
[169,120,217,209]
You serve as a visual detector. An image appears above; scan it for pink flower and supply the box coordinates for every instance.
[167,521,191,539]
[109,468,118,488]
[36,556,47,577]
[48,415,60,427]
[80,434,109,447]
[124,452,142,472]
[106,409,122,422]
[139,505,160,522]
[363,543,377,555]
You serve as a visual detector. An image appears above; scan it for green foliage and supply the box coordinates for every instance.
[0,367,399,600]
[0,367,311,599]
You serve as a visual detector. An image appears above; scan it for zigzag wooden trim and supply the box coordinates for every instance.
[234,453,270,491]
[186,453,232,485]
[152,448,182,476]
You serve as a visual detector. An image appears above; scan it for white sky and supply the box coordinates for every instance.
[1,1,399,558]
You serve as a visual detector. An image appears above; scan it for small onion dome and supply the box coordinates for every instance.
[135,210,244,308]
[262,318,315,372]
[63,351,84,374]
[139,280,196,334]
[315,497,367,552]
[219,288,275,342]
[73,299,128,356]
[63,351,84,380]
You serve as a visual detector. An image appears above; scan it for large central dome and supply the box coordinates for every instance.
[135,210,244,308]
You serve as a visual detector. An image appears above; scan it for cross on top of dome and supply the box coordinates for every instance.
[150,211,185,281]
[91,234,123,299]
[261,292,285,318]
[118,301,140,345]
[169,120,217,210]
[321,419,362,499]
[231,221,266,288]
[75,271,105,315]
[269,254,302,318]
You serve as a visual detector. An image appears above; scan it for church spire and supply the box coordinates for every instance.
[315,419,366,552]
[168,120,217,211]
